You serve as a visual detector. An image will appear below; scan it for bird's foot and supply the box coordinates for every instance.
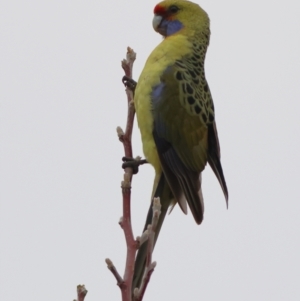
[122,76,137,92]
[122,157,148,174]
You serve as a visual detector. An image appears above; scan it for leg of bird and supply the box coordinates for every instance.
[122,76,137,92]
[122,157,148,174]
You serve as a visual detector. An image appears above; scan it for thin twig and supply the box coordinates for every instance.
[120,47,136,163]
[105,258,125,287]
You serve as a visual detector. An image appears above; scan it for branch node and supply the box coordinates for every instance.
[149,261,157,270]
[126,47,136,61]
[121,173,131,189]
[138,229,149,246]
[76,284,88,301]
[153,197,161,211]
[116,126,125,141]
[133,288,139,298]
[119,216,124,228]
[121,59,127,69]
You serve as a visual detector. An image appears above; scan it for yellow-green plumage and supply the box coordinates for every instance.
[135,34,191,174]
[133,0,228,290]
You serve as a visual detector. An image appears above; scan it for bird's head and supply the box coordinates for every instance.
[152,0,210,38]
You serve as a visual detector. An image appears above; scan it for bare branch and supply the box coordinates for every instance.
[107,47,138,301]
[107,47,157,301]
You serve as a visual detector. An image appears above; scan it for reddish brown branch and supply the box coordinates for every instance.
[107,47,137,301]
[107,47,159,301]
[120,47,136,161]
[119,48,137,301]
[120,174,136,300]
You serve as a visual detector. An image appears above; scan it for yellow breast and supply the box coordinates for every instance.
[134,34,192,173]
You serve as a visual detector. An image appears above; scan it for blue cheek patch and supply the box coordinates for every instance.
[160,19,183,36]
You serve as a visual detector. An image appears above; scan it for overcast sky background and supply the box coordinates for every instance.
[1,0,300,300]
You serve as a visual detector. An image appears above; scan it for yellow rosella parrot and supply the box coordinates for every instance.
[132,0,228,290]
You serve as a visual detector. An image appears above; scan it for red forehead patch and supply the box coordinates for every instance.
[154,4,166,15]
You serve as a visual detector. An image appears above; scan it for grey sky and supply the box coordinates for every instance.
[1,0,300,300]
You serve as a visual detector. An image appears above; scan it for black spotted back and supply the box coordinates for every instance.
[174,40,215,125]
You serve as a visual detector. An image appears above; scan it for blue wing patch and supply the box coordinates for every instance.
[151,78,203,224]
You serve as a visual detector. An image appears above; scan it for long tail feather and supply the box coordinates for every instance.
[207,121,229,204]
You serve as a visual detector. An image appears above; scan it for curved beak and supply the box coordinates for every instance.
[152,15,163,32]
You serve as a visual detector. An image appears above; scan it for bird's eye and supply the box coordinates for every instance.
[169,5,179,13]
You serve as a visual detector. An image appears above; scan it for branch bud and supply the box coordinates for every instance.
[126,47,136,61]
[149,261,157,270]
[139,229,149,246]
[105,258,114,268]
[153,197,161,211]
[116,126,124,138]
